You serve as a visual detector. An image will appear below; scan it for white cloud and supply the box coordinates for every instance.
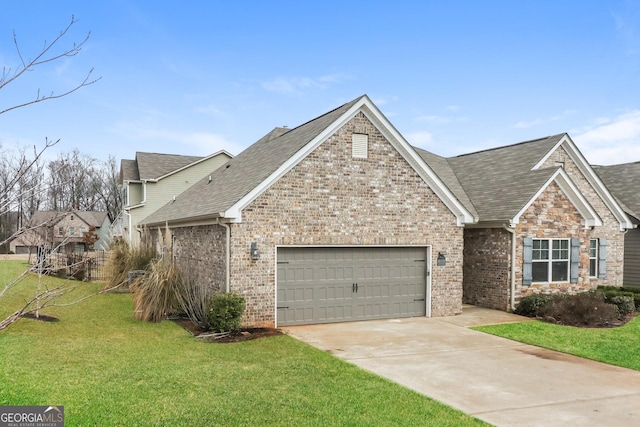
[514,110,576,129]
[261,73,350,95]
[194,104,225,118]
[415,105,467,124]
[573,110,640,165]
[405,131,434,148]
[416,114,468,124]
[110,121,242,156]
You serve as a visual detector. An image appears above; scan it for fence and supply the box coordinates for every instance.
[38,251,110,282]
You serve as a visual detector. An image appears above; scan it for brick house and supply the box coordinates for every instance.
[419,134,634,310]
[140,96,634,326]
[594,162,640,287]
[141,95,474,327]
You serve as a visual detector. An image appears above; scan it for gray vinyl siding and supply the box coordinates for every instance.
[624,229,640,287]
[128,183,144,206]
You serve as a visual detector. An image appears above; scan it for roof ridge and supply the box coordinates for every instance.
[280,95,367,135]
[451,133,567,159]
[593,160,640,168]
[136,151,204,158]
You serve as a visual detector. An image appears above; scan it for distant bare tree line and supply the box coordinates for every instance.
[0,144,121,250]
[0,15,109,252]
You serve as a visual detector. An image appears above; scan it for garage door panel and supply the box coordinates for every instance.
[277,246,428,326]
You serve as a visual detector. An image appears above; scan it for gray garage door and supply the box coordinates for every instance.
[277,246,428,326]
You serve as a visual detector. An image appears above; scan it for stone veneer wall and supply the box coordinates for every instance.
[229,112,464,327]
[537,146,625,288]
[513,180,624,303]
[462,144,625,311]
[463,228,512,310]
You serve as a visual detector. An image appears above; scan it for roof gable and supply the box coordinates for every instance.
[445,135,564,222]
[442,133,633,230]
[537,134,634,230]
[141,95,474,227]
[513,168,602,228]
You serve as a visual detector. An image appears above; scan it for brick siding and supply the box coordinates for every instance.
[230,112,463,327]
[463,228,512,310]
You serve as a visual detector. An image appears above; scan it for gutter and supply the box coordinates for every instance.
[216,218,231,293]
[503,224,517,311]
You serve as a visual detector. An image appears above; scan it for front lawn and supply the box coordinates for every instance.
[0,261,485,426]
[475,316,640,371]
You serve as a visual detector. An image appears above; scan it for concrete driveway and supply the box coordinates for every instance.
[282,306,640,427]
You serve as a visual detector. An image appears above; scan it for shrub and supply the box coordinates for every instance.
[131,257,180,322]
[598,286,640,311]
[537,291,619,327]
[608,295,636,316]
[514,294,552,317]
[208,293,246,333]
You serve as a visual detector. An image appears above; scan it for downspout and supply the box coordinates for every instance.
[503,224,517,311]
[217,218,231,293]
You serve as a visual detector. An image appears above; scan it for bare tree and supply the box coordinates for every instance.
[96,155,123,222]
[46,149,103,211]
[0,16,107,332]
[0,15,101,116]
[1,14,101,246]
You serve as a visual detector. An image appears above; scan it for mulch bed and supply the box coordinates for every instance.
[172,318,282,343]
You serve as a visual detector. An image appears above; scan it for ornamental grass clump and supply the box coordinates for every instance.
[131,257,180,322]
[104,239,155,290]
[175,268,212,331]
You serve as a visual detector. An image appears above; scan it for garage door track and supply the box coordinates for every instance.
[282,306,640,427]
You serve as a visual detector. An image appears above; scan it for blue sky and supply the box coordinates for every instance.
[1,1,639,165]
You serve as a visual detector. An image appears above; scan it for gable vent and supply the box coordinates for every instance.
[352,133,368,159]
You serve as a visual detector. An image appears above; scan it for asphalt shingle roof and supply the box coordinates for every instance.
[120,159,139,182]
[594,162,640,221]
[140,96,364,225]
[416,134,565,223]
[136,152,204,180]
[413,148,479,220]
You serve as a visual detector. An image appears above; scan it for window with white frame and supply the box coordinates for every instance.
[58,226,64,236]
[69,226,75,235]
[532,238,569,282]
[589,239,598,277]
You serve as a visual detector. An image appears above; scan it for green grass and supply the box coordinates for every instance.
[0,261,486,426]
[475,317,640,371]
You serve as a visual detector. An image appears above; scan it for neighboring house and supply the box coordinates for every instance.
[141,95,474,327]
[419,134,633,311]
[139,95,634,327]
[10,210,112,253]
[120,150,233,246]
[594,162,640,287]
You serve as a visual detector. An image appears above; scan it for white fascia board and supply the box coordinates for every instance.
[512,169,602,228]
[225,95,474,226]
[359,105,475,226]
[153,151,234,182]
[222,98,370,221]
[535,134,633,230]
[531,134,570,171]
